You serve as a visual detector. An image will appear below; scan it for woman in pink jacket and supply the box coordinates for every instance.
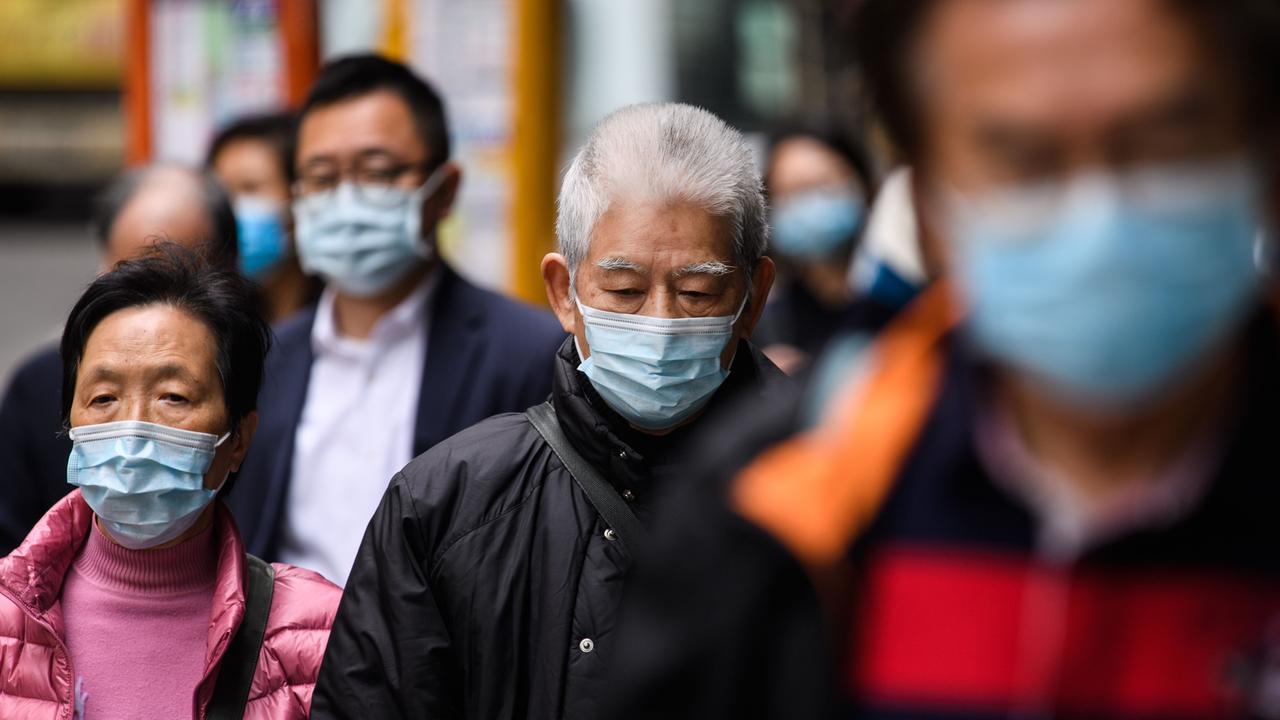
[0,245,341,719]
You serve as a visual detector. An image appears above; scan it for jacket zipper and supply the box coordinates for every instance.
[0,583,78,720]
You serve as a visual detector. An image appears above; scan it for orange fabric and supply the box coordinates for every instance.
[732,284,961,569]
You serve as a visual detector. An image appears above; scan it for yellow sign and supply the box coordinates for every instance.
[0,0,123,89]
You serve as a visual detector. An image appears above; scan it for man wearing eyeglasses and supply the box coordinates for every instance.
[227,55,566,586]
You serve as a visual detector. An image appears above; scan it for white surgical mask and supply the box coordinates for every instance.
[293,167,448,297]
[576,298,746,430]
[67,420,231,550]
[944,156,1262,407]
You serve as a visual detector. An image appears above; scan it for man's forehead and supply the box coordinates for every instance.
[296,91,427,163]
[588,201,735,260]
[922,0,1210,129]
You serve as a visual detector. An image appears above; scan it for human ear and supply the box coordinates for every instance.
[541,253,579,335]
[738,256,776,338]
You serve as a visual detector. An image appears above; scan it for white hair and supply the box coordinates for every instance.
[556,103,768,287]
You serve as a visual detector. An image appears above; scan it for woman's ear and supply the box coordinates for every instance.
[229,411,259,473]
[541,253,579,335]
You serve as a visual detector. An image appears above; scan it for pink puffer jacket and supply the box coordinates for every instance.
[0,491,341,719]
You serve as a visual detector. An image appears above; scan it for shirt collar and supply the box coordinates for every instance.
[312,266,440,357]
[974,393,1218,560]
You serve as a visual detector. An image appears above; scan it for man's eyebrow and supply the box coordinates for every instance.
[674,261,737,278]
[596,257,648,274]
[354,148,406,163]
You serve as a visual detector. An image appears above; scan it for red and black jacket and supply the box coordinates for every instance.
[610,286,1280,720]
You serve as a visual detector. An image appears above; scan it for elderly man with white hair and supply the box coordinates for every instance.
[312,103,787,720]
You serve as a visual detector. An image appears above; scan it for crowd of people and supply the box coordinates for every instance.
[1,0,1279,718]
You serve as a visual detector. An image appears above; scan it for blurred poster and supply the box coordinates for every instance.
[151,0,286,164]
[408,0,515,291]
[0,0,123,89]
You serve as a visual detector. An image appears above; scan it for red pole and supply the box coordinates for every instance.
[123,0,151,165]
[279,0,320,107]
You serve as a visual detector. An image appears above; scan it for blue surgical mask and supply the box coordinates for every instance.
[576,298,745,430]
[67,420,230,550]
[945,157,1262,408]
[770,188,865,259]
[293,167,447,297]
[234,196,289,279]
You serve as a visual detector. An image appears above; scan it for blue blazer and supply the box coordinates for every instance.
[227,264,567,560]
[0,344,71,554]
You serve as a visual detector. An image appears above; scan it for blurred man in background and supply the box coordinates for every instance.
[207,111,320,324]
[228,54,565,585]
[313,102,786,720]
[610,0,1280,718]
[0,164,237,554]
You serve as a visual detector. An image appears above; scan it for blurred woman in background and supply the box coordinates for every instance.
[207,112,320,323]
[756,127,893,373]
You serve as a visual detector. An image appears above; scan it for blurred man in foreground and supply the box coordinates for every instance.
[611,1,1280,718]
[228,55,564,585]
[313,103,786,720]
[0,165,237,553]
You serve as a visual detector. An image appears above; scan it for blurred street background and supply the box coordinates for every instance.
[0,0,873,384]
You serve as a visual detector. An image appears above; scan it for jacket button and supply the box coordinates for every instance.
[603,528,617,542]
[579,638,595,653]
[621,489,635,502]
[617,450,627,460]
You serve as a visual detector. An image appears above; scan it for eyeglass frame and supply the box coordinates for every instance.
[292,152,444,207]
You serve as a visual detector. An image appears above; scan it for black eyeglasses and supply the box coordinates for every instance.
[293,158,432,207]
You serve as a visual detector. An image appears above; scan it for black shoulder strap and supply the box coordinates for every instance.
[207,553,276,720]
[525,401,647,553]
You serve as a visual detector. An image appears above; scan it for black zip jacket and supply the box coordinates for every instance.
[311,336,789,720]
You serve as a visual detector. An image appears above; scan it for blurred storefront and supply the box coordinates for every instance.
[0,0,125,218]
[0,0,866,297]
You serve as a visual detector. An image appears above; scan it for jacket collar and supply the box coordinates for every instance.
[414,263,489,454]
[549,335,788,493]
[0,490,252,688]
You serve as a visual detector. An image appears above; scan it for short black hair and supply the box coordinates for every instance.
[850,0,1280,162]
[296,53,451,169]
[89,165,239,269]
[765,124,878,198]
[205,111,297,185]
[60,243,272,437]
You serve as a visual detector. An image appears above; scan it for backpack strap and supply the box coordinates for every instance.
[526,401,647,554]
[207,553,275,720]
[731,283,960,570]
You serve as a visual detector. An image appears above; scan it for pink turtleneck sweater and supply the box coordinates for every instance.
[61,521,217,720]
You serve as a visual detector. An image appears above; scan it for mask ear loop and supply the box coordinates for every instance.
[411,163,453,261]
[415,163,452,204]
[206,430,236,495]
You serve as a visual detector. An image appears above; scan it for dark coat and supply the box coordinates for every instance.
[0,344,70,554]
[227,264,567,560]
[311,337,790,720]
[606,307,1280,720]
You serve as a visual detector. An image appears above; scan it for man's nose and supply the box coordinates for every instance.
[118,397,155,424]
[640,289,682,318]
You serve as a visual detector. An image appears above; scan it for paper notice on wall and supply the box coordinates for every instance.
[151,0,285,164]
[408,0,514,291]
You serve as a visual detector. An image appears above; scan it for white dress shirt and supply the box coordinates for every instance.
[279,271,438,586]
